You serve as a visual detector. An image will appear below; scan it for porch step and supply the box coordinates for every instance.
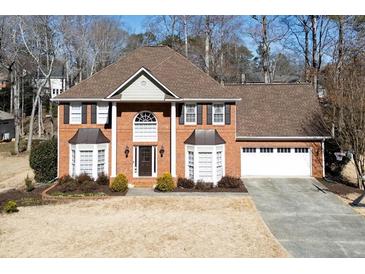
[132,179,156,188]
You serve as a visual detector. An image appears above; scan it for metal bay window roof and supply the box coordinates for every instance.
[184,129,226,145]
[69,128,110,144]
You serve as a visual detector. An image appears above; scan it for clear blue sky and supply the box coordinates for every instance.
[123,15,148,33]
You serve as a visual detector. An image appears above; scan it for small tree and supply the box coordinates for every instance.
[29,137,57,183]
[324,57,365,205]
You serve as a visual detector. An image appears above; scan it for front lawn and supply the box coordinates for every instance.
[0,196,287,257]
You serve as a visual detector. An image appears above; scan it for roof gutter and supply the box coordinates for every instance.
[236,136,331,141]
[51,98,242,103]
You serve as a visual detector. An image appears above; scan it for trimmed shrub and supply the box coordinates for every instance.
[96,172,109,185]
[177,177,195,189]
[76,173,93,184]
[79,181,99,192]
[57,175,78,192]
[195,180,213,190]
[29,138,57,183]
[217,176,244,189]
[155,172,174,192]
[25,175,34,192]
[110,173,128,192]
[3,200,18,213]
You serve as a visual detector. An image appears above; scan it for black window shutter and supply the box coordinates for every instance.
[91,103,97,124]
[207,104,212,125]
[225,103,231,125]
[64,103,70,124]
[197,103,203,125]
[82,103,87,124]
[179,103,184,125]
[107,102,112,126]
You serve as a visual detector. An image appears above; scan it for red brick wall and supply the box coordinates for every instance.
[58,103,112,177]
[58,102,324,187]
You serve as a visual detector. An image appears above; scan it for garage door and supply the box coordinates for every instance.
[241,147,311,176]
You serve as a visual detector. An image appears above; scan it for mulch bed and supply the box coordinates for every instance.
[166,185,248,193]
[48,183,127,197]
[0,184,52,209]
[172,186,247,193]
[318,178,363,196]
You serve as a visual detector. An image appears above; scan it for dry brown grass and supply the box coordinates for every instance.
[0,153,33,192]
[0,196,287,258]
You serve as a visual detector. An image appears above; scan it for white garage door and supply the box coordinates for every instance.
[241,147,311,176]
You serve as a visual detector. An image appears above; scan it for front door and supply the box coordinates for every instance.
[138,146,152,176]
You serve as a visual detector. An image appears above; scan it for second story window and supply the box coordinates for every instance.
[97,103,109,124]
[133,111,158,142]
[213,103,224,125]
[70,103,82,124]
[185,103,197,125]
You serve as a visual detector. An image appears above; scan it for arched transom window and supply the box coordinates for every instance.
[133,111,157,142]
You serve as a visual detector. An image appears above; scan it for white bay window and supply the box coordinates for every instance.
[185,144,225,184]
[69,143,109,179]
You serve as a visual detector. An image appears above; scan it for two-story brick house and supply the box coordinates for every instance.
[53,46,328,187]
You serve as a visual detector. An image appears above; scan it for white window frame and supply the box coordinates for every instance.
[133,145,157,178]
[70,103,82,124]
[133,111,158,142]
[212,103,225,125]
[69,143,109,179]
[184,103,197,125]
[97,102,109,125]
[185,144,225,185]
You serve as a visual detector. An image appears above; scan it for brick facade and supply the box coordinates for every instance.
[58,102,324,187]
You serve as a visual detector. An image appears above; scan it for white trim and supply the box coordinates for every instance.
[69,102,82,124]
[96,102,109,125]
[322,140,325,177]
[212,102,225,125]
[57,104,60,178]
[236,136,331,141]
[106,67,179,99]
[133,111,158,142]
[51,97,242,102]
[69,143,109,179]
[185,144,225,185]
[184,103,197,125]
[111,102,117,177]
[170,102,176,177]
[133,145,157,178]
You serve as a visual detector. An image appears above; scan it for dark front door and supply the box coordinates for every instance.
[138,146,152,176]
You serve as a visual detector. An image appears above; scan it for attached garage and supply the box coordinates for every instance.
[241,147,312,177]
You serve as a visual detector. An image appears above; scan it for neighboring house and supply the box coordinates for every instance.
[53,46,329,187]
[0,68,10,91]
[37,64,67,98]
[0,110,15,141]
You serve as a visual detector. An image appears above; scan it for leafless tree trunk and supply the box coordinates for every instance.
[261,16,270,83]
[204,16,211,74]
[13,68,20,154]
[183,15,188,58]
[311,15,318,93]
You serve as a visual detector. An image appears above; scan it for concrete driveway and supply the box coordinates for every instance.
[245,177,365,257]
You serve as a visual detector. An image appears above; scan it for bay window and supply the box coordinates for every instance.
[185,144,225,184]
[69,143,109,179]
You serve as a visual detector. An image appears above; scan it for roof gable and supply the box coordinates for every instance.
[54,46,235,100]
[107,67,179,100]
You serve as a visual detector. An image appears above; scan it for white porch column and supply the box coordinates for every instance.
[170,102,176,177]
[111,102,117,177]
